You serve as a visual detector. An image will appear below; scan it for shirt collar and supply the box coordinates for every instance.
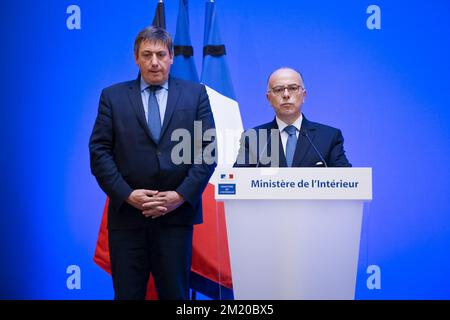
[276,114,303,133]
[140,76,169,92]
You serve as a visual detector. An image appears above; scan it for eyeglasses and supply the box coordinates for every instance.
[268,84,304,96]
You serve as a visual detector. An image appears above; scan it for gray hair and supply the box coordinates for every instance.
[134,26,174,56]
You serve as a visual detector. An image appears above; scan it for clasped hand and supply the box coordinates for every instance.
[127,189,184,219]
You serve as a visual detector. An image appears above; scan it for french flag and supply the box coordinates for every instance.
[190,0,243,299]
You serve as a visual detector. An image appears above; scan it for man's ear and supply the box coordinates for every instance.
[134,52,139,65]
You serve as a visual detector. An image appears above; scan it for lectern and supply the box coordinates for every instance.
[215,167,372,300]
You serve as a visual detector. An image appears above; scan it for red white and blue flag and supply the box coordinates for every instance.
[190,0,243,299]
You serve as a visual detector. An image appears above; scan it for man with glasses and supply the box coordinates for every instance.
[235,67,351,167]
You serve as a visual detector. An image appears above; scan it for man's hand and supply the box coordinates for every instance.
[142,191,185,219]
[127,189,166,212]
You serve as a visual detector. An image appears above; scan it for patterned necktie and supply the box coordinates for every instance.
[147,85,162,143]
[284,125,298,167]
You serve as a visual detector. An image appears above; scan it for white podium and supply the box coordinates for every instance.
[215,167,372,300]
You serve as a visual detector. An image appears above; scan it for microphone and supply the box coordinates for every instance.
[301,130,328,167]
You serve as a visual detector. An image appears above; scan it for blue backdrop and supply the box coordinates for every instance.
[1,0,450,299]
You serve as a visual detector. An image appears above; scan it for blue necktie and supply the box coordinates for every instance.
[284,125,297,167]
[147,85,162,143]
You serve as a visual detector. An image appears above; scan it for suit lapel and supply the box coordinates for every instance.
[292,117,314,167]
[127,78,155,143]
[160,77,181,140]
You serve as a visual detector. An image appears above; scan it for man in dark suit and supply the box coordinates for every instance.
[235,67,350,167]
[89,26,216,299]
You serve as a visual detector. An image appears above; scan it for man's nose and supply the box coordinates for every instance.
[282,88,290,99]
[150,55,158,66]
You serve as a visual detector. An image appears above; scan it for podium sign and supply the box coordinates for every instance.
[215,168,372,300]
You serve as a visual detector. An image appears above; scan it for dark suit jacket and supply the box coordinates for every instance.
[89,76,216,229]
[234,116,351,167]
